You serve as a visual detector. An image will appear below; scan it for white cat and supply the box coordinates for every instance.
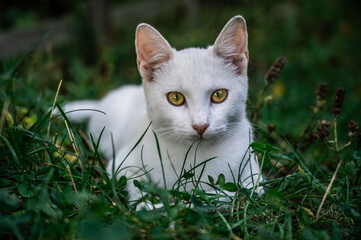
[63,15,263,202]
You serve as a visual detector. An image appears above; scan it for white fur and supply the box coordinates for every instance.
[62,16,263,202]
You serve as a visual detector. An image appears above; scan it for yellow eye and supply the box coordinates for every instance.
[167,91,185,106]
[211,89,228,103]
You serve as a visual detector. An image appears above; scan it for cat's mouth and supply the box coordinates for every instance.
[189,133,210,141]
[183,134,205,144]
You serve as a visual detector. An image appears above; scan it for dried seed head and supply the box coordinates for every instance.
[265,56,287,85]
[348,120,359,138]
[332,88,346,119]
[316,119,332,141]
[267,123,276,133]
[316,83,329,102]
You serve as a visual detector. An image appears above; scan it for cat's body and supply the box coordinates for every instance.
[63,16,263,202]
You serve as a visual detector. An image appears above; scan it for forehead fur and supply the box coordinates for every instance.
[152,47,248,92]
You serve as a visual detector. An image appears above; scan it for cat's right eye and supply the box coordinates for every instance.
[167,91,185,106]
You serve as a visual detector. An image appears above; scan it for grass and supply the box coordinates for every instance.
[1,1,361,239]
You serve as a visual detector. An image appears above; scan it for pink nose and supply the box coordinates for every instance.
[192,124,209,135]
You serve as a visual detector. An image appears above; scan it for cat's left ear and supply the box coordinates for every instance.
[213,16,249,74]
[136,24,173,82]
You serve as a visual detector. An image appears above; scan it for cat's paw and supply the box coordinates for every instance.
[255,186,265,197]
[134,201,164,211]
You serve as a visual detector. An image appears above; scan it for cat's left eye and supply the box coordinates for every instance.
[211,89,228,103]
[167,91,185,106]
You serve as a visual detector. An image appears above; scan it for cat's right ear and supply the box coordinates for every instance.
[135,24,173,82]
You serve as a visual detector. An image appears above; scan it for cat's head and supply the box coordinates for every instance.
[135,16,250,142]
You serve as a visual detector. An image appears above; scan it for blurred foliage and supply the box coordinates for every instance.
[0,0,75,30]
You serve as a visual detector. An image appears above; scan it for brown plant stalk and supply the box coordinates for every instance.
[252,56,287,124]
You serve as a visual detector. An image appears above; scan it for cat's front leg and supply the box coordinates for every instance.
[239,156,264,196]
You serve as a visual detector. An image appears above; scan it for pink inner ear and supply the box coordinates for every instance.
[213,17,249,75]
[136,24,173,82]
